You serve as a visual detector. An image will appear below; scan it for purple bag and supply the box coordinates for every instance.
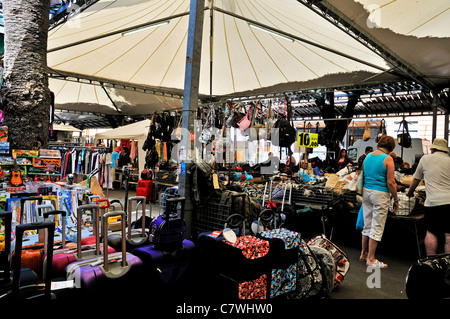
[66,211,144,295]
[149,197,186,250]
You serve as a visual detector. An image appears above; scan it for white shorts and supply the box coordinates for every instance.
[362,187,390,242]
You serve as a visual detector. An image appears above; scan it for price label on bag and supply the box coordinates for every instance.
[297,132,318,148]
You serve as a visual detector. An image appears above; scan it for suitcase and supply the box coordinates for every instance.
[0,211,39,294]
[196,213,272,300]
[45,204,115,279]
[18,205,72,279]
[107,196,150,252]
[136,179,153,202]
[257,227,301,299]
[405,253,450,299]
[307,234,350,289]
[66,211,144,297]
[131,239,195,297]
[149,196,186,250]
[289,239,334,300]
[1,220,56,300]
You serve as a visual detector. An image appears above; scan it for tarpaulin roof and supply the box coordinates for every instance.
[46,0,450,124]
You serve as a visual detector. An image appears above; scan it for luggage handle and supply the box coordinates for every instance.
[94,198,110,209]
[19,196,43,225]
[43,210,67,251]
[0,211,12,281]
[224,213,246,237]
[127,196,147,240]
[109,199,123,211]
[88,195,101,204]
[257,209,277,232]
[34,204,56,245]
[35,204,55,222]
[77,204,101,259]
[12,221,55,299]
[101,211,127,272]
[164,197,185,225]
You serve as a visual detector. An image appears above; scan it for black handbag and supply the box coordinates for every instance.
[405,253,450,299]
[376,119,387,143]
[397,119,412,148]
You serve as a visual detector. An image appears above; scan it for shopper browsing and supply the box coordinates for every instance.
[357,146,373,169]
[360,135,398,268]
[335,149,355,171]
[407,138,450,256]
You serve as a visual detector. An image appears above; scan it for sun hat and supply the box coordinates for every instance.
[430,138,449,153]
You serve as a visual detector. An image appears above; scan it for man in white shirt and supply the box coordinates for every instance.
[407,138,450,255]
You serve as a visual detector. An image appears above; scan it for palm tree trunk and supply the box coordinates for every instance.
[2,0,50,150]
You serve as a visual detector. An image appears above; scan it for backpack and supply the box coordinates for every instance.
[219,190,261,230]
[271,118,297,147]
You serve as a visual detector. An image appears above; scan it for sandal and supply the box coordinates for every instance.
[366,259,388,268]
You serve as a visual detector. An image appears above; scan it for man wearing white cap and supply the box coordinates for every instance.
[407,138,450,255]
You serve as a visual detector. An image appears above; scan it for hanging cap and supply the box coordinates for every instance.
[430,138,449,153]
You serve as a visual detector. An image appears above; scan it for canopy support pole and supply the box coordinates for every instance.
[179,0,205,239]
[432,94,439,142]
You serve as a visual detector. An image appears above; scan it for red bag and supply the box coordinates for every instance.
[225,235,270,260]
[136,180,153,202]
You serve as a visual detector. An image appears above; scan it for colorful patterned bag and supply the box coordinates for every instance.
[270,264,297,298]
[224,234,270,260]
[238,274,267,299]
[259,228,301,250]
[307,235,350,288]
[258,228,301,298]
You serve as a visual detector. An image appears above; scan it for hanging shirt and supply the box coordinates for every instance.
[111,151,119,168]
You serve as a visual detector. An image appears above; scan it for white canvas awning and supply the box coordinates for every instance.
[95,119,151,173]
[47,0,450,118]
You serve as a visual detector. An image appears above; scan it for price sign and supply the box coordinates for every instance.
[297,132,318,148]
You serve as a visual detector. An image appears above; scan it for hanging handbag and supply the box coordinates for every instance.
[171,113,182,141]
[376,119,386,143]
[362,120,371,141]
[397,118,412,148]
[238,107,251,132]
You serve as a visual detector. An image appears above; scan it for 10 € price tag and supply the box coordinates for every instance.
[297,132,318,148]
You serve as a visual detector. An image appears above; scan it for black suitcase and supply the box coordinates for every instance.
[1,220,56,300]
[0,211,39,295]
[405,253,450,299]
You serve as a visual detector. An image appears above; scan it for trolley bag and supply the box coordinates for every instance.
[0,221,56,300]
[66,211,144,297]
[405,253,450,300]
[149,197,186,250]
[255,209,301,298]
[136,179,154,202]
[46,204,115,279]
[16,204,64,278]
[0,211,39,294]
[307,234,350,289]
[131,239,195,297]
[107,196,150,252]
[220,214,271,299]
[195,214,272,300]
